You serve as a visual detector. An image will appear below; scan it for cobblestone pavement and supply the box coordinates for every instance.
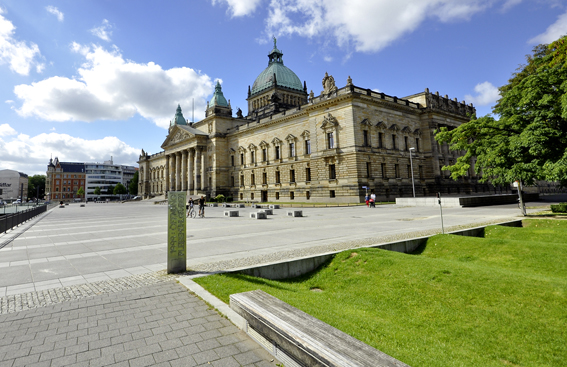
[0,281,279,367]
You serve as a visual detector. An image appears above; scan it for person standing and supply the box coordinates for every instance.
[370,192,376,208]
[365,193,370,207]
[186,197,194,217]
[198,196,206,217]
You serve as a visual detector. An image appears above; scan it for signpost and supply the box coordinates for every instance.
[167,191,187,273]
[437,192,445,234]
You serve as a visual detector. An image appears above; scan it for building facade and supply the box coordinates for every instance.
[138,40,499,203]
[46,158,86,201]
[0,169,28,202]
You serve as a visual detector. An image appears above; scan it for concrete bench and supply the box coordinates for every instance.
[258,209,273,215]
[59,205,65,208]
[80,204,85,207]
[268,204,280,209]
[230,290,408,367]
[209,203,218,207]
[287,210,303,217]
[234,203,245,208]
[251,204,259,208]
[222,203,229,208]
[224,210,239,217]
[250,212,267,219]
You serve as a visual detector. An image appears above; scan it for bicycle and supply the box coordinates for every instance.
[187,206,196,218]
[198,205,205,218]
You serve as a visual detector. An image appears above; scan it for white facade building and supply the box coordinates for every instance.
[84,159,137,201]
[0,169,28,203]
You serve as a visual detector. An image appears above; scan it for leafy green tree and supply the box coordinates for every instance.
[106,185,115,195]
[28,175,46,199]
[113,183,127,195]
[93,187,101,196]
[129,171,139,195]
[77,187,85,199]
[436,35,567,189]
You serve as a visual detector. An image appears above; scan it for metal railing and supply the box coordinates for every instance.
[0,204,47,233]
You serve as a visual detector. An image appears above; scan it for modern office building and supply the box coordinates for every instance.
[0,169,28,202]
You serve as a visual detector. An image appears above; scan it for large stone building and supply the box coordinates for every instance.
[138,39,496,203]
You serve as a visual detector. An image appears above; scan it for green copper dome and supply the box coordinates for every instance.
[209,81,228,107]
[251,38,303,96]
[170,104,187,126]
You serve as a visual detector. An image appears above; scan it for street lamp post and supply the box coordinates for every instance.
[409,147,416,198]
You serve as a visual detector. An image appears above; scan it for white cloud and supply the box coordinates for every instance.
[211,0,507,53]
[46,6,64,22]
[90,19,113,42]
[0,129,140,175]
[212,0,264,17]
[0,8,43,75]
[529,9,567,44]
[0,123,17,136]
[501,0,522,12]
[13,43,213,128]
[465,81,500,106]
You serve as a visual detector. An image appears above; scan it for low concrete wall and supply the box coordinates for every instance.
[397,194,539,207]
[234,219,522,280]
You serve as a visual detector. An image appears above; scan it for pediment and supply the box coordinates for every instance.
[320,113,339,130]
[161,125,205,149]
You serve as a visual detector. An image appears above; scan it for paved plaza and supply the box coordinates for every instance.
[0,197,562,366]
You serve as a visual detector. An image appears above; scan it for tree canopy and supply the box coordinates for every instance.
[93,187,101,196]
[436,35,567,187]
[129,171,139,195]
[28,175,46,199]
[113,183,127,195]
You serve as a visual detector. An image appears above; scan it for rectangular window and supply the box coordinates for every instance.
[306,191,310,200]
[329,190,335,198]
[240,174,244,186]
[231,176,235,186]
[404,136,409,151]
[251,173,255,185]
[240,153,244,165]
[251,151,255,164]
[381,163,386,179]
[363,130,369,147]
[392,135,397,150]
[231,155,234,166]
[275,171,281,183]
[275,192,280,200]
[262,172,267,184]
[407,165,411,178]
[305,140,311,155]
[378,132,383,148]
[329,164,336,179]
[290,192,294,200]
[290,142,295,157]
[416,138,420,152]
[240,193,243,200]
[251,193,254,200]
[366,162,371,178]
[419,165,423,180]
[262,148,267,162]
[275,146,280,159]
[395,164,400,178]
[327,132,334,149]
[306,168,311,182]
[290,169,295,182]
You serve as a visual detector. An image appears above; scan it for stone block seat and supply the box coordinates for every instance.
[250,211,267,219]
[269,204,280,209]
[224,210,239,217]
[259,209,273,215]
[230,290,408,367]
[287,210,302,217]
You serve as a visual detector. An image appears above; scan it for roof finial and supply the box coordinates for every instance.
[273,36,277,48]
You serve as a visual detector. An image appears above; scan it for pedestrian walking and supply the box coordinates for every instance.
[370,193,376,208]
[365,193,370,207]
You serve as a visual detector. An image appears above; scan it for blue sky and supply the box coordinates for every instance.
[0,0,566,175]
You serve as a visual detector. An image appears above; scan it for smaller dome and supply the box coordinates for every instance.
[209,81,228,108]
[171,104,187,126]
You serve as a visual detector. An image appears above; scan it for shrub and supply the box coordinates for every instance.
[550,203,567,213]
[214,194,226,203]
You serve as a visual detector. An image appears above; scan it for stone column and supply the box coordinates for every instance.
[195,148,202,192]
[187,149,193,192]
[170,154,176,191]
[181,150,187,191]
[165,155,170,192]
[201,148,206,191]
[175,152,181,191]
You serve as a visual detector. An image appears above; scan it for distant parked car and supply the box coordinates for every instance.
[132,196,141,200]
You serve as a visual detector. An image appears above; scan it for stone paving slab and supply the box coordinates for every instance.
[0,281,279,367]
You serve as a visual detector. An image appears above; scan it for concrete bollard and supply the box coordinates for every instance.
[209,203,218,207]
[224,210,239,217]
[250,211,267,219]
[269,204,280,209]
[259,209,273,215]
[287,210,303,217]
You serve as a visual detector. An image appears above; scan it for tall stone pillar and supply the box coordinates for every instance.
[201,148,206,191]
[181,150,187,191]
[170,154,176,191]
[187,149,193,192]
[165,155,170,192]
[195,148,202,192]
[175,152,181,191]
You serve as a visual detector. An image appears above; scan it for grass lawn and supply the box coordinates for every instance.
[194,219,567,367]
